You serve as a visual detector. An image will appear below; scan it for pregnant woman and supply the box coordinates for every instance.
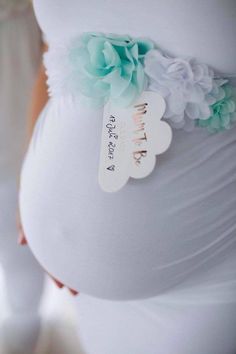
[20,0,236,353]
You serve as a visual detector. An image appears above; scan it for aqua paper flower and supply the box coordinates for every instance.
[196,84,236,133]
[68,32,154,107]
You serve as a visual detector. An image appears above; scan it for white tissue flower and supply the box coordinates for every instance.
[144,49,215,131]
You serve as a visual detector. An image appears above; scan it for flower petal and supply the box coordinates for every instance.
[103,41,121,67]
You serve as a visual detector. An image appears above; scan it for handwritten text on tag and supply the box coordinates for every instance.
[98,91,172,192]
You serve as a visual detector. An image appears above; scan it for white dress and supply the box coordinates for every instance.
[0,2,45,353]
[20,0,236,353]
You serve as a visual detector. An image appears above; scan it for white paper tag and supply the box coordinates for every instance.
[98,91,172,192]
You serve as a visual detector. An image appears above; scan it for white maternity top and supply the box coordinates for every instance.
[20,0,236,300]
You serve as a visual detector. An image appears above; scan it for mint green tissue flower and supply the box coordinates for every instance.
[196,84,236,133]
[68,32,154,107]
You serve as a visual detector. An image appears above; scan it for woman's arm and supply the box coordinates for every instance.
[26,42,49,145]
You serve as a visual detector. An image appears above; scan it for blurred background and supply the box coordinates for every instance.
[0,268,81,353]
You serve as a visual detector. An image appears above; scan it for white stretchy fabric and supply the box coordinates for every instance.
[20,0,236,353]
[0,4,45,353]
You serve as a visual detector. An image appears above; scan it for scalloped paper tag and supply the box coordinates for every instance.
[98,91,172,192]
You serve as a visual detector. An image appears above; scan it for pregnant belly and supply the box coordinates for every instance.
[19,96,236,300]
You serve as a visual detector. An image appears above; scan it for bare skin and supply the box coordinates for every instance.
[17,41,78,296]
[26,43,49,145]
